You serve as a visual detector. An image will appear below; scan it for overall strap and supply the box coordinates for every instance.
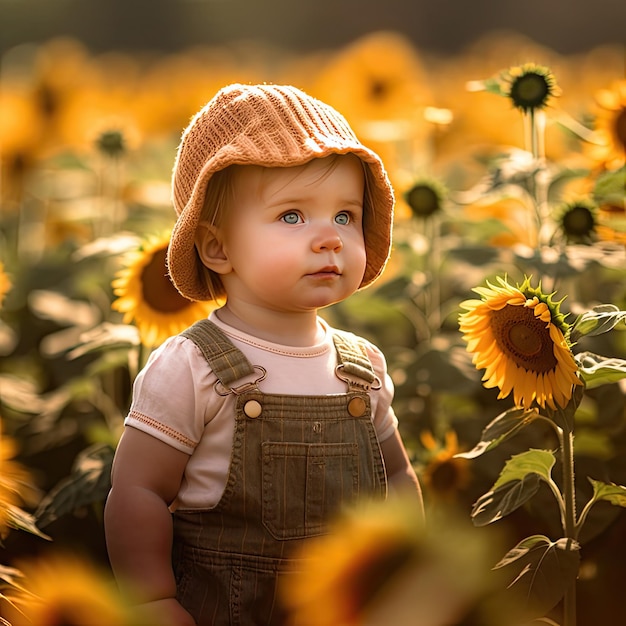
[331,331,381,393]
[180,319,258,391]
[181,319,379,394]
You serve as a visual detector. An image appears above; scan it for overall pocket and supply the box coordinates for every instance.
[261,441,359,540]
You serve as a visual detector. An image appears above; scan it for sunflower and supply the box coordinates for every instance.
[459,276,582,411]
[504,63,561,113]
[0,263,11,309]
[112,232,218,347]
[280,498,499,626]
[419,430,472,501]
[313,31,431,124]
[587,79,626,171]
[0,88,46,206]
[312,31,433,188]
[0,422,37,537]
[404,179,446,220]
[95,128,127,158]
[556,199,599,244]
[4,553,144,626]
[280,499,423,626]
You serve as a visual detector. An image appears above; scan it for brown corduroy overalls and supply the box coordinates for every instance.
[172,320,388,626]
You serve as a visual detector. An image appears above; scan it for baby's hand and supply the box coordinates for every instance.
[137,597,197,626]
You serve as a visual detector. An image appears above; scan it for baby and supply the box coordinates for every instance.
[105,83,423,626]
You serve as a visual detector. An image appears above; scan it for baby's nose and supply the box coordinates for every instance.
[313,225,343,252]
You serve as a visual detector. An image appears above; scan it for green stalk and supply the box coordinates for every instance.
[561,428,577,626]
[525,99,577,625]
[426,214,442,332]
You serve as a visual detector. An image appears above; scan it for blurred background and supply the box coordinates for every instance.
[2,0,626,56]
[1,1,625,625]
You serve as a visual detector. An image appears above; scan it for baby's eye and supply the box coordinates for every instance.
[281,212,302,224]
[335,212,351,225]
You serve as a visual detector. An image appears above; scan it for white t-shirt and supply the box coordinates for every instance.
[125,311,398,510]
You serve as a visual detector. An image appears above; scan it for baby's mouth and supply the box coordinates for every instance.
[308,266,341,277]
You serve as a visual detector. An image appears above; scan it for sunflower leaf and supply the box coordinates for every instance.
[493,535,580,617]
[471,77,506,96]
[588,478,626,508]
[471,450,557,526]
[0,564,24,587]
[5,504,51,540]
[494,449,556,488]
[67,322,140,359]
[570,305,626,342]
[471,474,541,526]
[455,407,539,459]
[594,167,626,205]
[575,351,626,389]
[34,443,114,528]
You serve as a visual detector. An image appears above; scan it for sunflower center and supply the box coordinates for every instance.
[615,107,626,151]
[96,130,126,158]
[490,304,557,372]
[562,205,595,236]
[509,72,551,110]
[368,78,390,102]
[348,539,414,616]
[405,184,441,218]
[508,323,542,356]
[429,459,464,494]
[141,248,192,313]
[35,83,60,119]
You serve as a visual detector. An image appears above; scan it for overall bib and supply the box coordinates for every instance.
[172,320,387,625]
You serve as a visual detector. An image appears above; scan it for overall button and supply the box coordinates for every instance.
[347,396,366,417]
[243,399,262,418]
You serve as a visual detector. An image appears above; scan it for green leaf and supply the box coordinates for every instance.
[471,474,541,526]
[35,443,114,528]
[5,505,51,540]
[455,407,539,459]
[493,535,580,617]
[593,166,626,206]
[570,305,626,342]
[482,77,507,96]
[67,322,140,359]
[575,351,626,389]
[589,478,626,508]
[470,450,557,526]
[494,449,556,488]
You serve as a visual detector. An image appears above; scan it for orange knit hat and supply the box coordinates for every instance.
[168,83,395,302]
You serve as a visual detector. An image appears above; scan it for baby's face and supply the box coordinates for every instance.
[218,154,367,314]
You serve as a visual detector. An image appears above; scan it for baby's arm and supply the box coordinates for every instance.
[104,426,196,625]
[380,430,425,518]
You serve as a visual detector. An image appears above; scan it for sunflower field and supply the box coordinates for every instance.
[1,30,625,626]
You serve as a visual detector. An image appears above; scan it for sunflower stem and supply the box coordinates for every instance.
[523,108,551,247]
[561,428,577,626]
[427,214,442,332]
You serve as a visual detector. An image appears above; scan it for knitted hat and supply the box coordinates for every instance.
[168,83,395,302]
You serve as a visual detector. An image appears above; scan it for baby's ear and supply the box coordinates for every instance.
[195,222,232,274]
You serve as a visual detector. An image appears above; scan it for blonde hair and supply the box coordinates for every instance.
[195,167,236,301]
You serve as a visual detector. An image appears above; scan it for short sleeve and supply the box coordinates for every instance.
[125,335,217,454]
